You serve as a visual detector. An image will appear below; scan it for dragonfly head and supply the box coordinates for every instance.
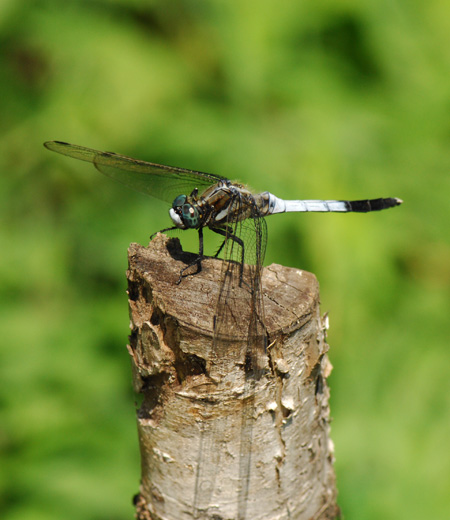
[169,195,200,229]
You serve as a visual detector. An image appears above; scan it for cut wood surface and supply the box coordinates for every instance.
[128,234,339,520]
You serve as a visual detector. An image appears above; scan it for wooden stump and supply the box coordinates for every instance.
[127,234,339,520]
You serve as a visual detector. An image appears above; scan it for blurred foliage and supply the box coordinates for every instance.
[0,1,449,519]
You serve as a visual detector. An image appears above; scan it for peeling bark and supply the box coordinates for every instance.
[128,234,339,520]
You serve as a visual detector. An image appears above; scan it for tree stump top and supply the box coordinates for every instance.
[128,233,320,340]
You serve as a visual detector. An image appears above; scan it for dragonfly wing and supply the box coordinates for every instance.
[44,141,224,204]
[211,194,268,379]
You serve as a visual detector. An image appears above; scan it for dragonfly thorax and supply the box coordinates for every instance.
[169,194,201,229]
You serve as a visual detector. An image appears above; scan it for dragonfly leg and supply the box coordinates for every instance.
[176,227,204,284]
[214,238,227,258]
[211,226,229,258]
[211,226,246,286]
[149,226,178,240]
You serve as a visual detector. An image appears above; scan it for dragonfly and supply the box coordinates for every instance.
[44,140,402,518]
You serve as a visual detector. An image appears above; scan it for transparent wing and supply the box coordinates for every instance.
[212,192,268,376]
[44,141,225,204]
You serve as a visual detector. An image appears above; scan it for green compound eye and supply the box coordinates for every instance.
[172,195,187,208]
[181,204,199,228]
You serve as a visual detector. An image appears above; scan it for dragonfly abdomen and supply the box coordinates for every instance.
[267,194,402,214]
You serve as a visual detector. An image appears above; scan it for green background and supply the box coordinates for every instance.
[1,1,449,519]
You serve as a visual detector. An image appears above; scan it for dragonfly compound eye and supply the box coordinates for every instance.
[181,204,199,228]
[172,194,187,208]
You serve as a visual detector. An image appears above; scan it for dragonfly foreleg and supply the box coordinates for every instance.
[150,226,178,240]
[211,225,231,259]
[210,226,245,286]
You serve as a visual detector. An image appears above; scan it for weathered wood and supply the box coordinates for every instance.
[128,233,339,520]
